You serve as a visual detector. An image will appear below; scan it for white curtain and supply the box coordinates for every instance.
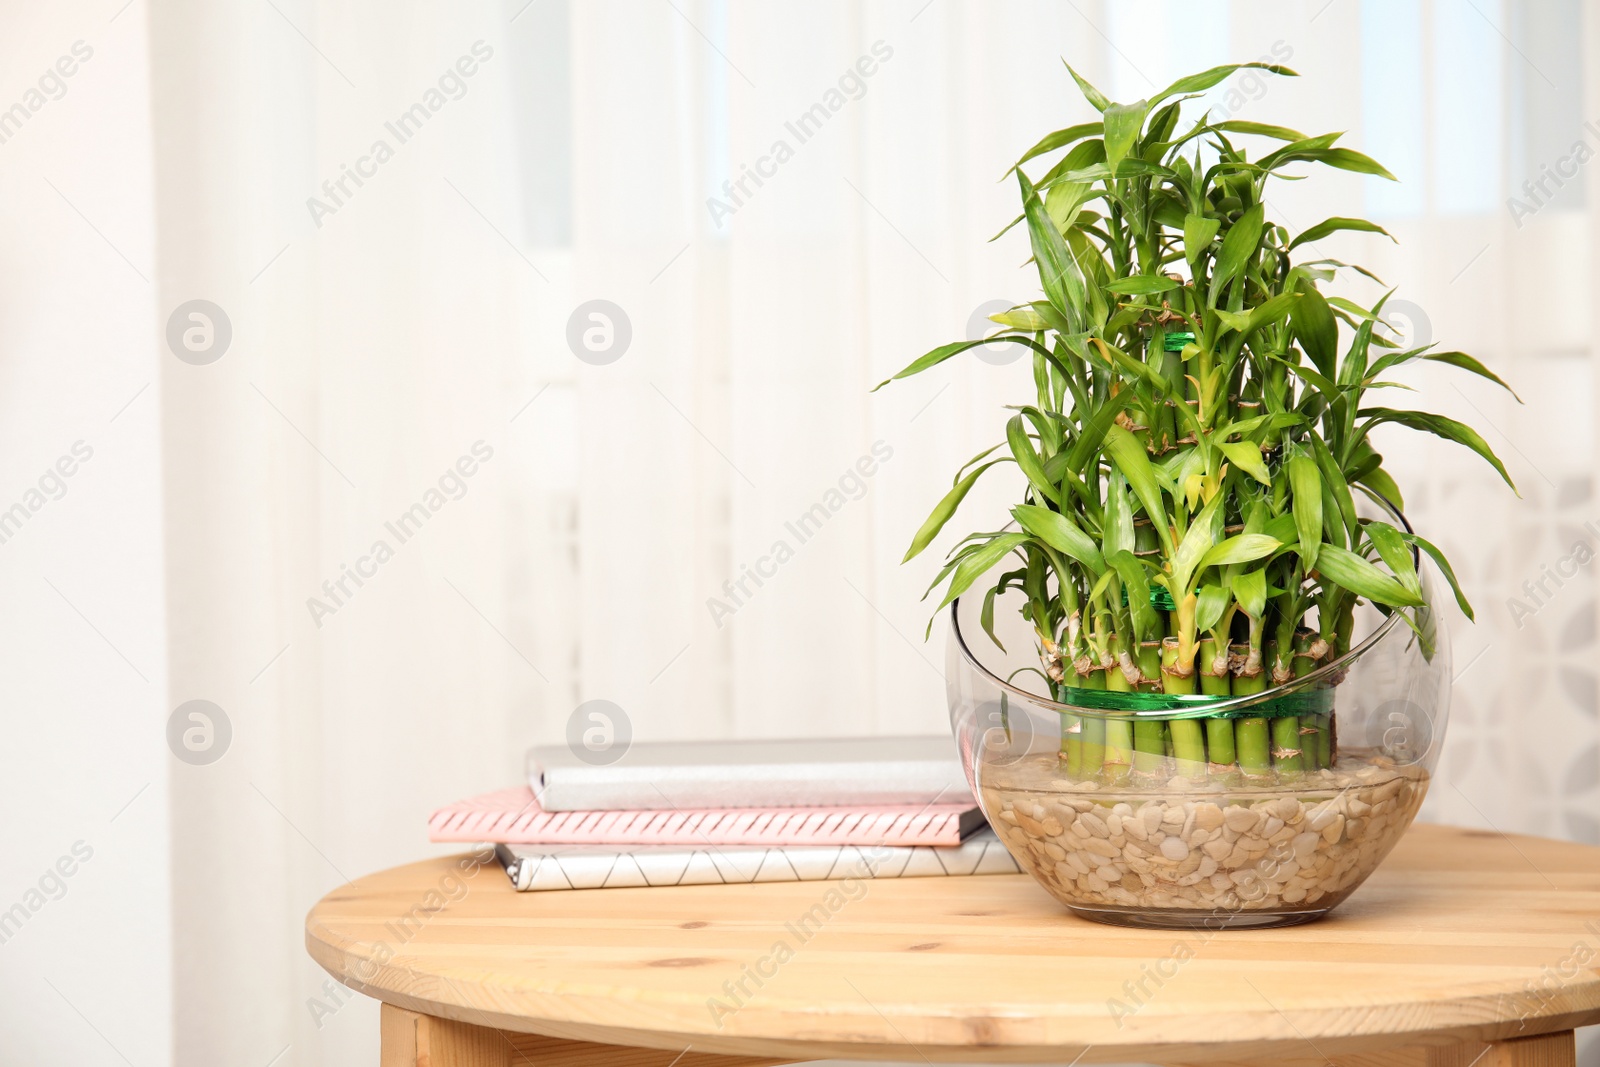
[2,1,1597,1065]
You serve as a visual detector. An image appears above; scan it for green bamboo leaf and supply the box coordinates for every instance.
[989,213,1025,243]
[903,459,1008,562]
[1225,412,1305,440]
[1065,387,1138,470]
[1036,139,1107,189]
[1208,203,1265,305]
[936,533,1030,610]
[1327,296,1387,323]
[1087,567,1116,605]
[1172,493,1225,592]
[1336,293,1387,455]
[987,306,1050,332]
[923,537,987,599]
[1094,337,1171,393]
[1101,471,1134,558]
[1358,407,1517,491]
[1287,454,1322,572]
[1063,61,1111,112]
[872,336,1026,390]
[1044,180,1092,233]
[1006,414,1060,506]
[1356,465,1404,511]
[1291,279,1339,380]
[1216,291,1298,338]
[1055,159,1175,184]
[1105,275,1178,296]
[1144,99,1184,147]
[1362,344,1427,378]
[873,332,1071,391]
[1231,568,1267,618]
[1015,403,1062,457]
[1402,531,1474,620]
[1263,512,1298,546]
[1211,120,1307,141]
[1277,358,1340,407]
[955,441,1005,480]
[1214,308,1250,333]
[1363,519,1419,596]
[1216,439,1271,486]
[1152,198,1190,231]
[1183,213,1220,270]
[1195,582,1231,634]
[1256,132,1343,171]
[1340,297,1381,389]
[1308,434,1357,548]
[1008,121,1103,174]
[1287,216,1395,251]
[1150,62,1297,105]
[1313,543,1423,607]
[1013,504,1105,572]
[981,582,1003,649]
[1107,550,1158,642]
[1394,350,1521,402]
[1199,533,1280,570]
[1295,147,1397,180]
[1017,170,1086,326]
[1103,100,1149,176]
[1103,424,1172,554]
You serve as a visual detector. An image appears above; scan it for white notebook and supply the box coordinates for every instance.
[528,735,971,812]
[495,827,1019,892]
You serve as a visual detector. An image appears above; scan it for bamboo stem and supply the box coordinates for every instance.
[1137,639,1164,691]
[1169,720,1206,779]
[1160,636,1195,693]
[1199,637,1236,779]
[1081,715,1106,782]
[1236,719,1271,778]
[1103,644,1134,785]
[1104,717,1135,784]
[1272,715,1305,780]
[1060,712,1083,778]
[1291,631,1320,770]
[1134,719,1167,777]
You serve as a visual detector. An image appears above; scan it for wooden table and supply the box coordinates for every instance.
[306,824,1600,1067]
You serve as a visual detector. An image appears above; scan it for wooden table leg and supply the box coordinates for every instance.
[1427,1031,1577,1067]
[381,1004,506,1067]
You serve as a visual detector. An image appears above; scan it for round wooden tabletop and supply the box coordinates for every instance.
[305,824,1600,1063]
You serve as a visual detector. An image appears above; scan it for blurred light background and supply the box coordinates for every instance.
[0,0,1596,1064]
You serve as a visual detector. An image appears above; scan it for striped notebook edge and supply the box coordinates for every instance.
[495,828,1021,892]
[430,786,985,847]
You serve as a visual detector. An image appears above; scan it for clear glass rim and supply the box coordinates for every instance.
[948,489,1415,720]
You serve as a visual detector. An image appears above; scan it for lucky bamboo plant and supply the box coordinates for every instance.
[879,61,1517,784]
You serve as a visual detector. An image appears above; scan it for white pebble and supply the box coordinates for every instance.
[1223,806,1258,832]
[1159,837,1190,861]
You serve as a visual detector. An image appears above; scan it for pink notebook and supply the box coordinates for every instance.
[428,787,985,847]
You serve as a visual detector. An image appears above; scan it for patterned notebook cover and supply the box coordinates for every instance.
[429,786,986,847]
[494,827,1020,891]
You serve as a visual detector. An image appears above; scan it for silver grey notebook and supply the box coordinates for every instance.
[495,827,1018,891]
[528,735,970,812]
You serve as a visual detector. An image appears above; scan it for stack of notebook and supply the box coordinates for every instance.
[428,736,1018,891]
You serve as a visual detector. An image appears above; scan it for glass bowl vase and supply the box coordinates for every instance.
[946,515,1450,929]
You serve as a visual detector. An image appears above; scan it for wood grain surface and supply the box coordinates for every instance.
[307,825,1600,1064]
